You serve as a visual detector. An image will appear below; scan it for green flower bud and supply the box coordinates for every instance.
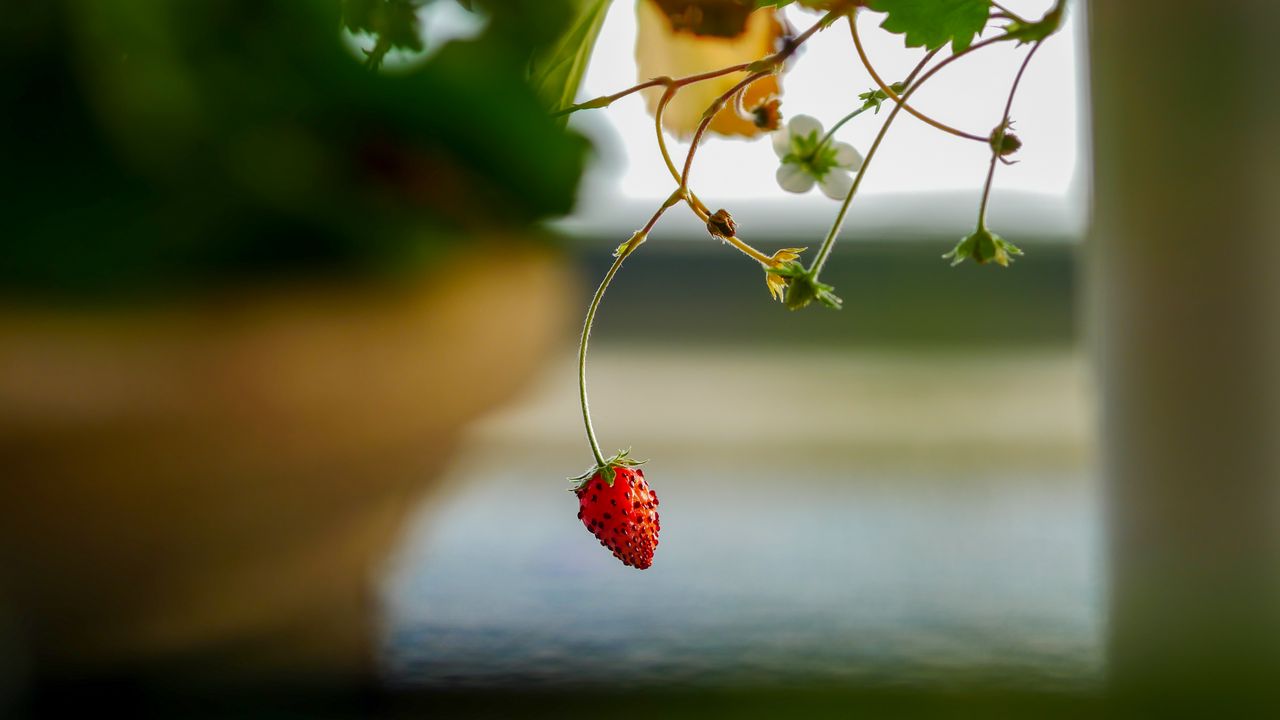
[989,126,1022,157]
[944,227,1024,267]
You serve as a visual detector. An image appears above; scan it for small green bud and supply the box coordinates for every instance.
[989,127,1023,157]
[944,227,1024,267]
[772,268,842,311]
[614,231,647,257]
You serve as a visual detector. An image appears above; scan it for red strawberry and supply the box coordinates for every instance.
[575,466,660,569]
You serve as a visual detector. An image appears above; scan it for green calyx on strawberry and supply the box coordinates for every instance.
[570,450,659,570]
[569,448,644,488]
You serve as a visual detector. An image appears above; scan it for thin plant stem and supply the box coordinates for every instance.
[990,1,1028,23]
[814,105,872,157]
[555,68,740,118]
[577,193,678,466]
[577,12,844,462]
[810,33,1012,278]
[655,87,712,218]
[655,80,774,267]
[557,9,836,117]
[978,40,1043,229]
[657,13,843,267]
[679,71,767,189]
[673,10,838,189]
[848,14,988,143]
[578,251,626,466]
[812,44,939,158]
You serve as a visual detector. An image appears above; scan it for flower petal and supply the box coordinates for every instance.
[766,272,786,302]
[776,163,816,194]
[772,128,793,159]
[786,114,824,141]
[832,142,864,170]
[819,170,854,200]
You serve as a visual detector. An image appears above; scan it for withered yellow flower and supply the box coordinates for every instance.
[764,247,805,302]
[636,0,786,139]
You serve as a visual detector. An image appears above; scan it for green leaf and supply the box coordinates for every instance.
[529,0,614,117]
[1,0,591,298]
[343,0,427,70]
[866,0,992,53]
[858,81,905,113]
[343,0,426,52]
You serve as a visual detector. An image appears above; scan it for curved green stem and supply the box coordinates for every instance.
[577,193,679,465]
[809,33,1012,278]
[578,248,630,466]
[679,71,769,189]
[849,14,988,144]
[813,105,872,158]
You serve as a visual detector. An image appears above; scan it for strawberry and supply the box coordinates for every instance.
[574,463,660,569]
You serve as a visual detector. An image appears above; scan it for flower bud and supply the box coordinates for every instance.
[989,125,1022,157]
[706,208,738,239]
[751,98,782,131]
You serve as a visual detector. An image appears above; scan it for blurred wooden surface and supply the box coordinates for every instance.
[0,244,569,689]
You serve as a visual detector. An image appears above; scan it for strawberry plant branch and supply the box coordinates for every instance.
[814,44,939,158]
[679,71,769,189]
[813,104,874,156]
[577,244,630,467]
[977,39,1044,231]
[654,87,714,219]
[676,9,838,191]
[576,12,846,467]
[652,80,775,267]
[555,8,836,118]
[848,14,988,144]
[809,32,1012,279]
[559,1,1069,568]
[577,190,682,466]
[554,67,744,118]
[656,13,843,269]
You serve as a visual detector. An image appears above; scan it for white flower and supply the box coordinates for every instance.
[772,115,863,200]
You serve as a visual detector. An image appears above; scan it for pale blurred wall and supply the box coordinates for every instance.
[1090,0,1280,707]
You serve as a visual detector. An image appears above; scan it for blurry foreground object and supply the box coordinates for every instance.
[0,243,568,688]
[0,0,586,297]
[0,0,587,703]
[1090,0,1280,711]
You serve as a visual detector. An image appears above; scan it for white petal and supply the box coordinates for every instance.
[819,170,854,200]
[786,114,824,141]
[776,163,816,194]
[832,142,864,170]
[771,128,793,159]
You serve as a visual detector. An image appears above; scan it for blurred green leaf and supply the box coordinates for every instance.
[529,0,613,117]
[0,0,590,299]
[343,0,426,69]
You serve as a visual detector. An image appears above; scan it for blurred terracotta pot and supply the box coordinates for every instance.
[0,243,570,687]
